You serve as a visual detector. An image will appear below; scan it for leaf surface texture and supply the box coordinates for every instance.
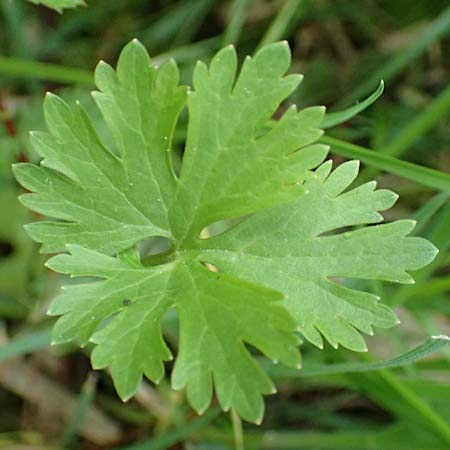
[13,40,437,422]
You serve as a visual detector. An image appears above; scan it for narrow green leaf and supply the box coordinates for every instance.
[256,0,307,51]
[222,0,249,46]
[383,80,450,158]
[411,192,449,235]
[337,4,450,106]
[322,81,384,129]
[322,136,450,193]
[268,335,450,378]
[0,56,93,85]
[348,364,450,445]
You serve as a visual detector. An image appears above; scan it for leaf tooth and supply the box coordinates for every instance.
[255,416,263,426]
[315,160,333,180]
[208,44,237,94]
[94,60,118,91]
[324,159,360,196]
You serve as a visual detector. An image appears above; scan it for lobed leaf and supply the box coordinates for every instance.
[169,42,328,242]
[46,245,298,421]
[27,0,85,13]
[196,160,438,351]
[13,39,437,422]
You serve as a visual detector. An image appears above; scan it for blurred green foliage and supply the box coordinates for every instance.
[0,0,449,449]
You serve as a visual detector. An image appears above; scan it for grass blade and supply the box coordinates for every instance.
[256,0,306,51]
[322,81,384,129]
[411,192,449,235]
[152,37,220,66]
[383,81,450,158]
[268,335,450,378]
[0,56,93,85]
[222,0,249,46]
[338,4,450,106]
[200,423,450,449]
[348,367,450,446]
[321,136,450,193]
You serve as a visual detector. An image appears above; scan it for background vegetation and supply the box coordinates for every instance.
[0,0,449,449]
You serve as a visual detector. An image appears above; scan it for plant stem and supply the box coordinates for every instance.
[231,409,245,450]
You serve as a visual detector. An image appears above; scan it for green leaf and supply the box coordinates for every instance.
[13,39,437,422]
[321,80,384,129]
[47,245,298,422]
[267,335,450,378]
[321,136,450,193]
[169,42,328,242]
[13,41,187,255]
[196,160,437,351]
[27,0,85,13]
